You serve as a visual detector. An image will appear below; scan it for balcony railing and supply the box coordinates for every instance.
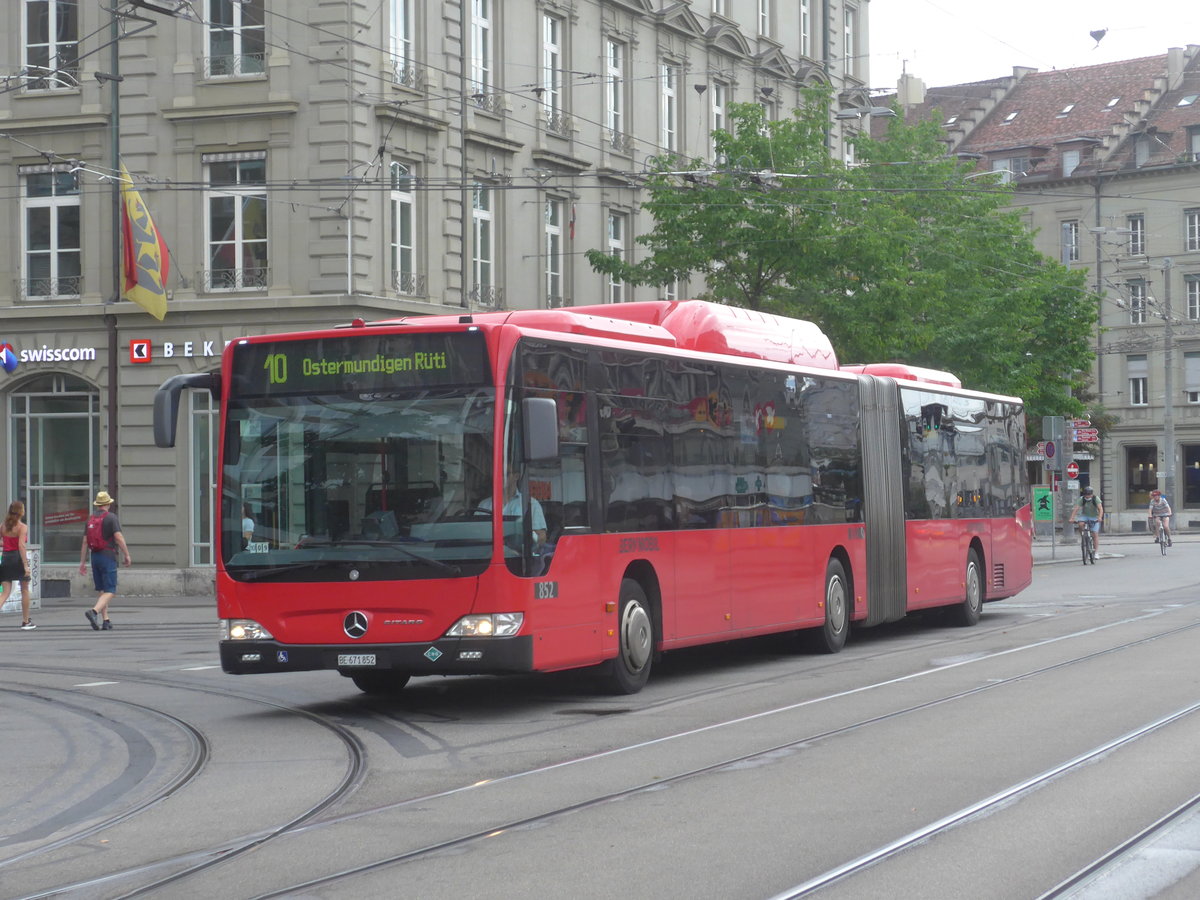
[391,63,426,90]
[469,285,504,308]
[469,91,504,115]
[200,267,270,292]
[545,111,574,137]
[17,275,82,301]
[204,54,267,79]
[393,271,427,297]
[20,64,80,91]
[605,129,633,155]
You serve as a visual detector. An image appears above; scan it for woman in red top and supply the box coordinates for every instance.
[0,500,34,629]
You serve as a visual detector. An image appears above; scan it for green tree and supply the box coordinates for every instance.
[586,89,1096,421]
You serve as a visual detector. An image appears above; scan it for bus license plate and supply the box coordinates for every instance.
[338,654,376,667]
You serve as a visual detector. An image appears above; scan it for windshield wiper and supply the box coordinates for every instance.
[235,562,328,581]
[323,539,462,575]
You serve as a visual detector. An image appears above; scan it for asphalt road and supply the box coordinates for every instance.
[2,537,1199,899]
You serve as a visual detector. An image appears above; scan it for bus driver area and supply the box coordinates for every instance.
[154,300,1032,696]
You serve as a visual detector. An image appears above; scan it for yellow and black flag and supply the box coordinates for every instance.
[119,163,170,320]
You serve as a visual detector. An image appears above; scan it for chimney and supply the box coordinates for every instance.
[897,72,926,107]
[1168,46,1185,90]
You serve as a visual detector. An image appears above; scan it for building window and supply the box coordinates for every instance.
[470,0,492,99]
[1062,149,1081,177]
[20,166,81,299]
[711,81,727,160]
[390,162,422,296]
[206,0,265,78]
[472,185,496,305]
[800,0,811,57]
[1057,103,1076,117]
[1128,354,1149,406]
[190,388,218,566]
[390,0,415,85]
[541,14,563,130]
[1127,214,1145,255]
[660,63,678,153]
[843,6,857,77]
[607,211,627,303]
[204,152,268,291]
[1128,281,1147,325]
[605,39,625,145]
[1186,351,1200,404]
[8,374,100,564]
[1061,220,1080,263]
[1188,126,1200,161]
[1187,275,1200,320]
[1126,445,1157,507]
[1186,209,1200,252]
[545,197,564,306]
[1184,445,1200,506]
[23,0,78,89]
[759,0,772,37]
[991,157,1028,183]
[712,0,726,16]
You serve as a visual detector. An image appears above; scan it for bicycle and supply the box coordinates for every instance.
[1075,520,1096,565]
[1151,516,1171,555]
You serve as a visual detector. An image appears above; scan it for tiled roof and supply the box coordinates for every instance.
[958,55,1167,180]
[887,47,1200,183]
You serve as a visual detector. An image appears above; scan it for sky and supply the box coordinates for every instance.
[869,0,1198,92]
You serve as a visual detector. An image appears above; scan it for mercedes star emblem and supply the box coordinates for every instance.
[344,611,368,639]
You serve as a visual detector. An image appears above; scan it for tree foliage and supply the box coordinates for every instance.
[586,88,1096,421]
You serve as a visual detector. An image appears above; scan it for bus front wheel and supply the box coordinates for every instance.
[599,578,654,694]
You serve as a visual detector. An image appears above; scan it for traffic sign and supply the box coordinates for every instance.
[1066,462,1079,478]
[1073,428,1099,443]
[1072,419,1091,428]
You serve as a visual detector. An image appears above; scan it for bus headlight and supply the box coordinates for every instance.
[224,619,275,641]
[446,613,523,638]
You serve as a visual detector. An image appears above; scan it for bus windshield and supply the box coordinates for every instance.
[222,331,496,581]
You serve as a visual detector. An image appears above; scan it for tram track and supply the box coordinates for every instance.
[1,671,369,900]
[1038,791,1200,899]
[4,601,1197,898]
[221,615,1200,897]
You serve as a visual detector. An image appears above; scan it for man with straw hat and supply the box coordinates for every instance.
[79,490,132,631]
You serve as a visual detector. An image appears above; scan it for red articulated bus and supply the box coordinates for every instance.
[154,300,1032,694]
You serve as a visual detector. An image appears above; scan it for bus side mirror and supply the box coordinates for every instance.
[523,397,559,461]
[153,372,221,448]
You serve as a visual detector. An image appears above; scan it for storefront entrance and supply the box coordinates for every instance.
[8,374,100,563]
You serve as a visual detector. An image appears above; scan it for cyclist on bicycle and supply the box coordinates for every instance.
[1148,489,1173,546]
[1070,485,1104,553]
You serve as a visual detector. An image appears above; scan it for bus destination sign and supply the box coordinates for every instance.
[231,331,488,396]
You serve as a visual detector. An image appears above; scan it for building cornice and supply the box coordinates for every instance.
[161,101,300,122]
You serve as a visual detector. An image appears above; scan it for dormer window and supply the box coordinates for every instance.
[1105,97,1120,109]
[1056,103,1076,117]
[1178,94,1199,107]
[944,114,958,126]
[1002,111,1019,124]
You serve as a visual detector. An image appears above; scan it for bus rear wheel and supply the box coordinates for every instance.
[809,558,849,653]
[950,549,984,627]
[347,671,411,695]
[599,578,654,694]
